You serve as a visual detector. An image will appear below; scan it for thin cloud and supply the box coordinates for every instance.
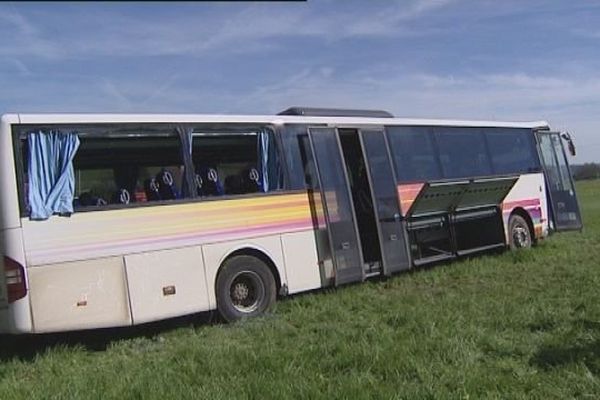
[11,59,32,76]
[571,28,600,40]
[0,1,599,161]
[139,73,181,107]
[0,1,457,59]
[224,67,600,161]
[0,7,36,35]
[100,79,134,110]
[0,7,63,59]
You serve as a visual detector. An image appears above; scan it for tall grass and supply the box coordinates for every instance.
[0,181,599,399]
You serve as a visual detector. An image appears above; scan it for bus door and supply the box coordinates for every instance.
[536,131,582,231]
[307,127,365,286]
[359,129,410,275]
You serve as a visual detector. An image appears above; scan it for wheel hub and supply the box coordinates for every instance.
[229,271,262,313]
[513,225,530,248]
[232,282,250,302]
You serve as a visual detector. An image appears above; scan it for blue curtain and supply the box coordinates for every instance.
[27,130,80,220]
[258,129,282,192]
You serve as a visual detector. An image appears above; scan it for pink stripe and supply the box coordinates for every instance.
[28,218,314,261]
[503,198,540,208]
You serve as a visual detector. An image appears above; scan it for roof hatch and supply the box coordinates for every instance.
[277,107,394,118]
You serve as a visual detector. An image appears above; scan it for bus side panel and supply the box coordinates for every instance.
[0,116,21,230]
[0,116,32,333]
[28,256,131,333]
[0,227,33,334]
[20,193,314,267]
[201,236,288,309]
[19,192,316,331]
[281,230,321,294]
[501,173,549,241]
[124,246,210,325]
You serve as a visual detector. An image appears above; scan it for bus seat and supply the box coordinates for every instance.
[194,173,203,196]
[156,169,178,200]
[198,166,224,196]
[112,188,131,205]
[241,168,261,193]
[144,178,161,201]
[77,192,107,207]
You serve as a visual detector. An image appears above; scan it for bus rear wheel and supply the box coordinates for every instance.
[216,255,276,322]
[508,214,532,250]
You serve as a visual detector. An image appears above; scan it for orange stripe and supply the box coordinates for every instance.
[397,183,425,215]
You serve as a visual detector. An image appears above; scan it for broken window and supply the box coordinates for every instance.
[73,133,185,207]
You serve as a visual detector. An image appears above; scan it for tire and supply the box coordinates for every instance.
[215,255,276,322]
[508,214,533,250]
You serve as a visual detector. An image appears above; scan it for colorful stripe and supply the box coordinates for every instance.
[397,183,425,216]
[22,192,316,266]
[501,198,543,239]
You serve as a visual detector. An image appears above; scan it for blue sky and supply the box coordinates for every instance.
[1,0,599,161]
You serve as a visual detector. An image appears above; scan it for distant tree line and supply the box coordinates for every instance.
[571,163,600,181]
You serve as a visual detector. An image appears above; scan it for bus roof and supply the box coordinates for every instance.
[2,113,550,130]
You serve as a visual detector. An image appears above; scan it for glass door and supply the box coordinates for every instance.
[359,129,411,275]
[536,131,582,231]
[307,127,365,285]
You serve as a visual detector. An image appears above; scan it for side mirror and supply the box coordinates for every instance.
[560,131,576,157]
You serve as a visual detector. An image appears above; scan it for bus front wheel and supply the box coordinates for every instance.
[508,214,533,250]
[216,255,276,322]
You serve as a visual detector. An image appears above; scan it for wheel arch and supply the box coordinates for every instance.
[509,207,536,242]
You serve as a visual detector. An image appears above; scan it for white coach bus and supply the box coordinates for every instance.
[0,107,582,333]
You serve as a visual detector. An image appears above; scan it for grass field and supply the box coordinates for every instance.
[0,181,599,399]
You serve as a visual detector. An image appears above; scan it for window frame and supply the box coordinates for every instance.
[279,123,316,190]
[385,125,444,183]
[13,122,290,218]
[484,127,541,175]
[432,126,495,180]
[383,124,542,184]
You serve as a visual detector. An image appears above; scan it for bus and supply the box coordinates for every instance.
[0,108,582,333]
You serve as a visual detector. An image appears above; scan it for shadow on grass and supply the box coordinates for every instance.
[0,311,217,363]
[530,319,600,374]
[0,285,365,363]
[0,246,518,363]
[530,339,600,374]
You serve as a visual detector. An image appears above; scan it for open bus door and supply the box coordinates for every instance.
[359,129,410,275]
[535,130,582,231]
[303,127,411,284]
[306,127,365,285]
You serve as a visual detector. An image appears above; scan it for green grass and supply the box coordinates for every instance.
[1,181,600,399]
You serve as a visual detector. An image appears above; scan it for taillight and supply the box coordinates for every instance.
[4,256,27,303]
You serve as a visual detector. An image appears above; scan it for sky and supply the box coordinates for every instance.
[1,0,599,162]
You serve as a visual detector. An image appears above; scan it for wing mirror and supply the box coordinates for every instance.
[560,131,576,157]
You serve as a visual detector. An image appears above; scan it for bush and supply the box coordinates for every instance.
[572,163,600,181]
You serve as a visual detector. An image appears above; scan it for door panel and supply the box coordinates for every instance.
[308,127,364,285]
[360,129,410,274]
[536,131,582,231]
[454,177,518,211]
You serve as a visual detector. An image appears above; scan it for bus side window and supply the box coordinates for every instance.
[386,126,442,183]
[434,127,493,179]
[485,128,539,174]
[191,127,283,197]
[73,133,186,209]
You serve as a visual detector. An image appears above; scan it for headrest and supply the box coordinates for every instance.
[195,174,203,190]
[156,169,174,187]
[248,168,260,183]
[115,188,130,204]
[145,178,159,193]
[206,168,218,183]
